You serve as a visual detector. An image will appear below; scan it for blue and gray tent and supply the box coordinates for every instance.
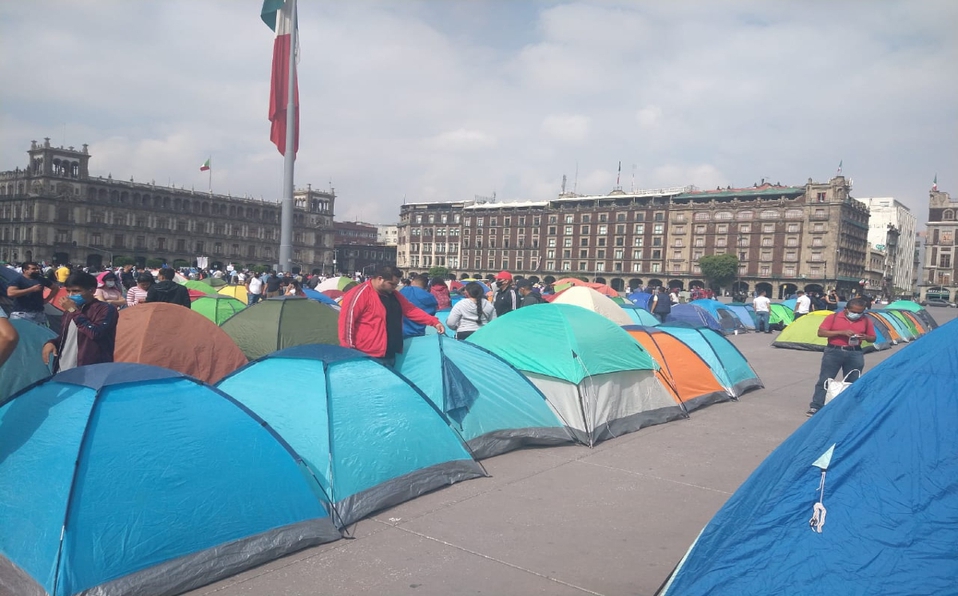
[690,300,748,334]
[663,304,724,334]
[0,363,340,596]
[303,288,339,306]
[725,303,757,330]
[627,290,653,310]
[395,334,576,459]
[657,326,763,397]
[658,320,958,596]
[620,303,661,326]
[0,318,56,402]
[217,344,484,527]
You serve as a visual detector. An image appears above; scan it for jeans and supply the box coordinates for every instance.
[755,311,770,332]
[810,346,864,410]
[654,312,668,323]
[248,293,262,305]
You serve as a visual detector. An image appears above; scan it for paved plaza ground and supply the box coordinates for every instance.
[189,307,955,596]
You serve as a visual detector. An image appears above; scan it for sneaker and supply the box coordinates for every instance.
[806,407,819,417]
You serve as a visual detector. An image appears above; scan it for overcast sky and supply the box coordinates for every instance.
[2,1,955,225]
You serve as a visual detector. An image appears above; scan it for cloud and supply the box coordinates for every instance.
[1,0,956,223]
[541,114,590,142]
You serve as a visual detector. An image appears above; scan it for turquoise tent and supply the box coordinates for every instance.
[689,300,747,334]
[873,310,914,340]
[0,319,56,402]
[657,327,763,397]
[620,303,660,326]
[217,344,484,527]
[396,334,575,458]
[426,308,457,337]
[469,304,684,446]
[659,320,958,596]
[0,363,340,596]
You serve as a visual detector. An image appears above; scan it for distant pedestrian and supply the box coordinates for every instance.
[6,261,55,327]
[264,271,283,298]
[127,272,154,306]
[824,289,839,311]
[515,279,545,307]
[446,281,496,340]
[650,286,672,323]
[806,298,876,417]
[491,271,519,316]
[146,268,192,308]
[793,290,811,319]
[400,274,439,338]
[247,272,264,305]
[94,272,128,309]
[752,290,771,333]
[429,277,452,310]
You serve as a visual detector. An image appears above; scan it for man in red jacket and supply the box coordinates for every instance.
[339,265,444,366]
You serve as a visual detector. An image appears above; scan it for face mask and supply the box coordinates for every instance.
[105,281,116,288]
[845,311,863,321]
[69,294,86,308]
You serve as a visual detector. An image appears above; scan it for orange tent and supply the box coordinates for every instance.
[624,326,731,412]
[114,303,248,384]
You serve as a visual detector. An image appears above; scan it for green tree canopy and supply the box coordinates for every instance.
[697,253,739,290]
[427,266,450,279]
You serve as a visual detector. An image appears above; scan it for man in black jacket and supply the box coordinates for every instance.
[515,279,544,307]
[145,268,192,308]
[492,271,519,316]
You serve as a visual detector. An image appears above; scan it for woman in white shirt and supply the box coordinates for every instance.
[446,282,496,340]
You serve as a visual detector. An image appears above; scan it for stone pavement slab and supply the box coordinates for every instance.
[189,308,952,596]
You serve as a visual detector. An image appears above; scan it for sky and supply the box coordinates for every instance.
[2,1,956,226]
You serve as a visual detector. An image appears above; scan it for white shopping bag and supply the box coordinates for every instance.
[824,369,861,404]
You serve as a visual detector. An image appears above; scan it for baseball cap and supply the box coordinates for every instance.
[515,279,532,290]
[495,270,513,281]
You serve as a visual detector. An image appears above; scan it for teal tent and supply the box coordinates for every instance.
[657,326,763,397]
[620,303,661,326]
[0,363,340,596]
[396,334,576,458]
[0,319,56,402]
[469,304,684,446]
[217,345,484,527]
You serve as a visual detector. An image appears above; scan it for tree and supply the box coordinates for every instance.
[145,258,164,269]
[113,256,135,267]
[697,254,738,291]
[427,266,449,279]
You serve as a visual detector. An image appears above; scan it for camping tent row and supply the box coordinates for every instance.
[772,308,936,351]
[658,316,956,596]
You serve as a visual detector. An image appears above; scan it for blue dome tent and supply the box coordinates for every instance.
[216,344,484,527]
[627,290,653,310]
[0,319,56,402]
[657,327,763,397]
[725,304,757,330]
[619,303,661,326]
[395,334,576,459]
[689,300,748,334]
[0,363,340,596]
[663,304,724,334]
[659,320,958,596]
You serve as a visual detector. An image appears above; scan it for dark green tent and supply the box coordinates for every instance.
[219,296,340,360]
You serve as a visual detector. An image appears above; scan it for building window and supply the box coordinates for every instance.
[693,250,703,260]
[616,213,627,222]
[651,262,661,273]
[652,224,663,235]
[565,214,574,224]
[787,223,799,233]
[674,239,684,248]
[580,237,589,247]
[597,238,607,247]
[564,226,573,235]
[582,214,591,223]
[562,261,571,271]
[579,249,588,258]
[737,211,753,220]
[786,237,798,247]
[694,212,710,222]
[738,224,751,233]
[652,212,663,222]
[761,210,779,219]
[761,250,772,260]
[762,237,773,247]
[634,224,645,234]
[716,237,727,247]
[812,236,823,247]
[614,249,624,259]
[785,209,803,219]
[694,225,706,234]
[714,211,733,221]
[632,263,643,272]
[632,249,643,259]
[717,224,728,233]
[490,217,498,227]
[548,238,556,247]
[652,237,662,247]
[634,237,644,247]
[580,225,590,235]
[652,249,662,259]
[944,210,955,221]
[615,237,624,246]
[477,217,484,227]
[672,250,682,259]
[600,213,609,223]
[813,223,824,232]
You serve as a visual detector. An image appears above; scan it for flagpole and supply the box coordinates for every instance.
[208,156,212,193]
[278,0,297,274]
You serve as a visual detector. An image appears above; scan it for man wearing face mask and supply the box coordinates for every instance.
[491,271,519,317]
[806,297,876,417]
[42,271,118,372]
[6,261,56,327]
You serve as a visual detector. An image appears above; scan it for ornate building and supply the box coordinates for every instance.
[398,176,870,298]
[333,221,396,276]
[918,187,957,302]
[0,139,336,272]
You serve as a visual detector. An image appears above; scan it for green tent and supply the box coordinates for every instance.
[202,277,229,288]
[192,294,246,325]
[219,296,340,360]
[769,303,794,328]
[183,280,218,295]
[468,303,684,445]
[772,310,875,351]
[884,300,923,312]
[886,309,920,336]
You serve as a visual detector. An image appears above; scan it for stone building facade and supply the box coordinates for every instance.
[332,221,395,276]
[397,177,869,298]
[854,197,917,296]
[918,188,958,302]
[0,139,336,272]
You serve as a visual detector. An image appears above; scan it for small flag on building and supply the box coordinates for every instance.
[933,174,938,191]
[200,158,211,172]
[836,160,843,175]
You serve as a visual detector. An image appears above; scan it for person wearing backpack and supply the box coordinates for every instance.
[649,286,672,323]
[446,282,496,340]
[515,279,544,307]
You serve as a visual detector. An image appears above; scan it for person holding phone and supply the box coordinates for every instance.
[42,271,118,372]
[806,297,876,416]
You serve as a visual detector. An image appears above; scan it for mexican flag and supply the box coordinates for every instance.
[262,0,299,157]
[199,158,211,172]
[933,174,938,191]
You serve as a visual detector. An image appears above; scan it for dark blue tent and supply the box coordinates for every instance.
[0,363,340,596]
[627,291,653,310]
[663,304,724,334]
[659,320,958,595]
